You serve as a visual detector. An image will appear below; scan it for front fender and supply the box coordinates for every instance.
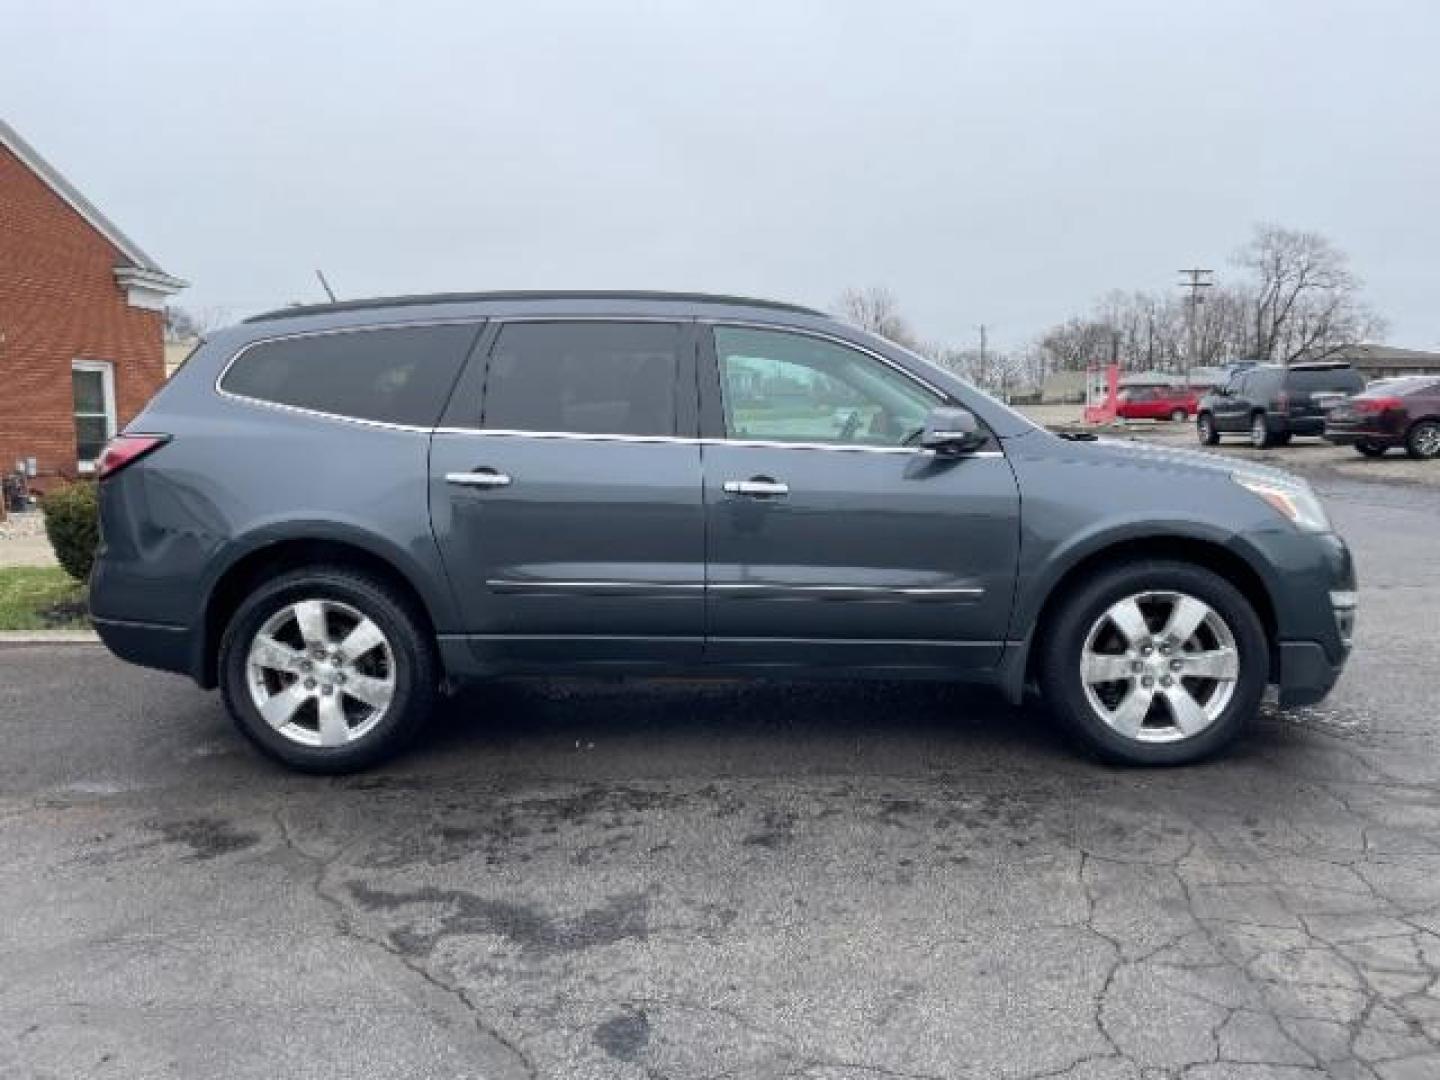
[996,513,1284,706]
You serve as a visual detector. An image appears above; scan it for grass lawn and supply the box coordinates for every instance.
[0,567,89,631]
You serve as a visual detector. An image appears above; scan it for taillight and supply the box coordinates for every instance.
[97,434,170,480]
[1356,397,1403,414]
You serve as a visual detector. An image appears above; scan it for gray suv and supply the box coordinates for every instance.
[90,292,1355,772]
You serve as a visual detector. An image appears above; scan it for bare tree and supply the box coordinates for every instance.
[165,305,229,342]
[1034,316,1117,372]
[1233,224,1384,365]
[834,286,920,349]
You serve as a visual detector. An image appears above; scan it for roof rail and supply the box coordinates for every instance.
[245,290,827,324]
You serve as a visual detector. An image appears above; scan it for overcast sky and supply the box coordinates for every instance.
[4,0,1438,350]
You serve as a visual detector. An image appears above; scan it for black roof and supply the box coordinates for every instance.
[245,290,826,324]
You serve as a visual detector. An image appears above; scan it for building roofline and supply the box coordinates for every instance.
[0,116,185,288]
[244,290,827,324]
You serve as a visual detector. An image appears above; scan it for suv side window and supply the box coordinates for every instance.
[221,324,478,427]
[482,322,682,437]
[713,326,941,448]
[1291,368,1363,394]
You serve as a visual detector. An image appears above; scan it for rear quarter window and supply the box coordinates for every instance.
[1290,368,1362,393]
[221,324,479,427]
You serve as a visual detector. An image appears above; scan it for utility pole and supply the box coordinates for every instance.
[1178,268,1213,386]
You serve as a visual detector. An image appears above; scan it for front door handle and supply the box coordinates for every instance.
[446,468,512,489]
[723,477,789,498]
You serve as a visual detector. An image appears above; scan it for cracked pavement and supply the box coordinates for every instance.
[2,477,1438,1079]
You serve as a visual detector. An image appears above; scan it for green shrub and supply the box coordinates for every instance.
[42,482,100,582]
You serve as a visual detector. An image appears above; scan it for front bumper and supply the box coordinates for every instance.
[1276,641,1345,707]
[1261,530,1355,708]
[1274,584,1355,707]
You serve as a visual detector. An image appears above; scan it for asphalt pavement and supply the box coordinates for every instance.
[2,476,1439,1079]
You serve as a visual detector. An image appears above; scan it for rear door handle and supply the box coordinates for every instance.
[723,477,789,498]
[446,468,512,489]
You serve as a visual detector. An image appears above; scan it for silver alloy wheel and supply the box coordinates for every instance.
[1080,590,1240,743]
[245,599,396,748]
[1413,423,1440,458]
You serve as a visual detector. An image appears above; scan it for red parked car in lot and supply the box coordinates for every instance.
[1324,376,1440,459]
[1115,385,1200,421]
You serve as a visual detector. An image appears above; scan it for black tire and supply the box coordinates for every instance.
[219,566,438,773]
[1406,420,1440,460]
[1274,432,1293,446]
[1169,408,1188,423]
[1249,413,1275,449]
[1355,441,1388,458]
[1036,560,1268,766]
[1197,413,1220,446]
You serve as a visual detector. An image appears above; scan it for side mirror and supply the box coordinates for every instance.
[919,406,988,455]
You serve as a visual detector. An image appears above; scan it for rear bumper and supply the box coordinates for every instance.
[1276,415,1326,436]
[1324,428,1399,447]
[92,617,193,679]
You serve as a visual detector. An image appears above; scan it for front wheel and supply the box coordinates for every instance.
[218,566,438,773]
[1037,560,1268,766]
[1170,408,1188,422]
[1197,414,1220,445]
[1407,420,1440,460]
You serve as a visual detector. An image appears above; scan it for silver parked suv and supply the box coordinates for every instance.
[91,292,1355,772]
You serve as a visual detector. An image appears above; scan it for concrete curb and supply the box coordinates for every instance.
[0,631,101,645]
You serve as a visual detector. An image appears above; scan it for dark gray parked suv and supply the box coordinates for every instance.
[1197,362,1366,448]
[90,292,1356,771]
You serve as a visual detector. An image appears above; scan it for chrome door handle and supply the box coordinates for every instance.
[723,478,789,497]
[446,469,512,489]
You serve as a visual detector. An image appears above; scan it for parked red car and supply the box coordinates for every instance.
[1324,376,1440,459]
[1115,385,1200,421]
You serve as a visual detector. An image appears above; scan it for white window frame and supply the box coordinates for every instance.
[72,359,117,474]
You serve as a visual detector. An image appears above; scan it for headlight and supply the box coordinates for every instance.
[1232,473,1332,533]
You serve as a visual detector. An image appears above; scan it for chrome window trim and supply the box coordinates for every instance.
[211,314,1007,461]
[213,318,485,433]
[433,426,1005,458]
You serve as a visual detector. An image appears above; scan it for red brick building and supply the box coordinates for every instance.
[1,119,185,490]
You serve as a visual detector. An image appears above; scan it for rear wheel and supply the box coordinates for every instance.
[1250,413,1275,449]
[1170,408,1188,422]
[1406,420,1440,460]
[1197,413,1220,445]
[1355,441,1388,458]
[1037,560,1267,766]
[219,566,438,773]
